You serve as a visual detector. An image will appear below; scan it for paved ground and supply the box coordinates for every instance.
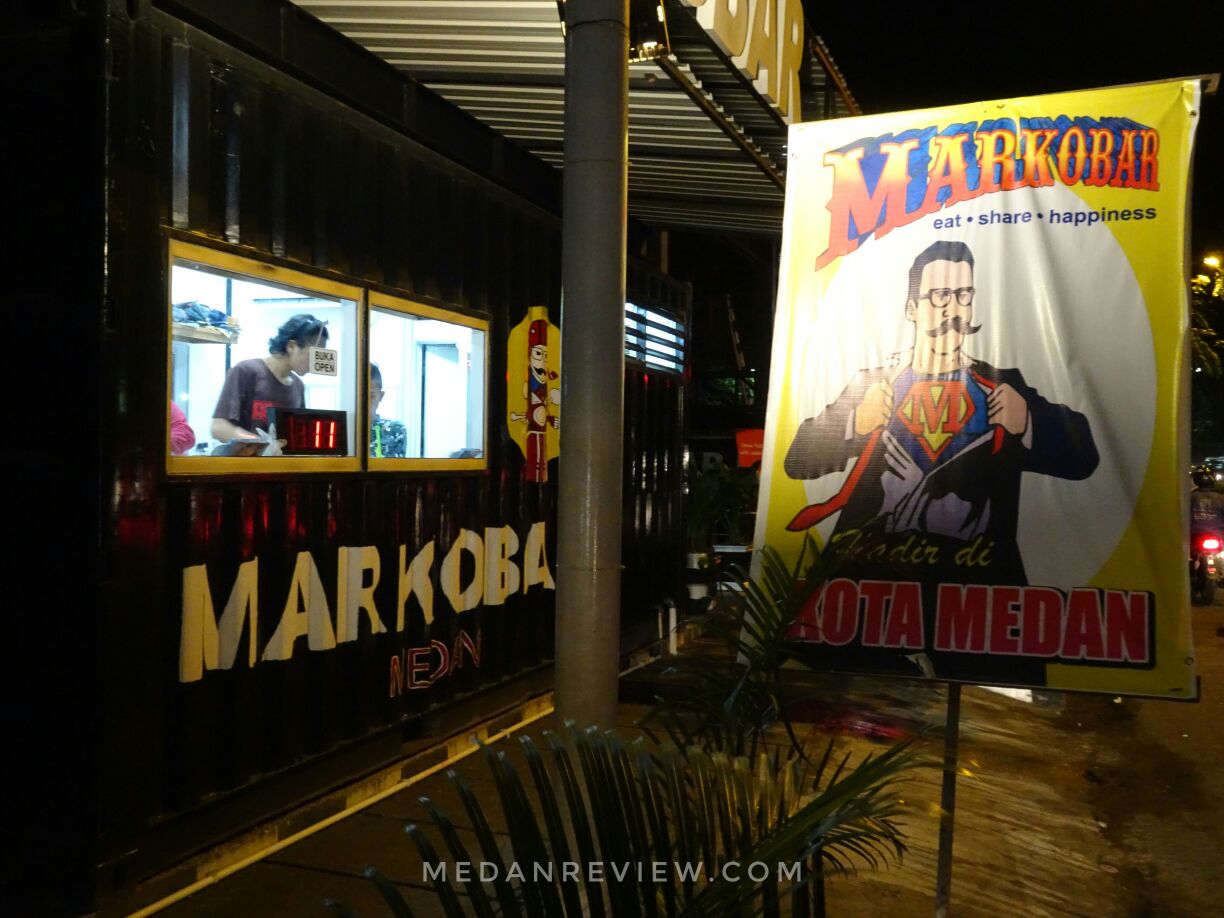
[820,596,1224,918]
[136,597,1224,917]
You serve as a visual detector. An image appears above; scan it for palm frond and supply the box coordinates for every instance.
[344,724,916,917]
[337,536,925,916]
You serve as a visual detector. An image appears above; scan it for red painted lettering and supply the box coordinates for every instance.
[1063,589,1105,660]
[860,581,892,646]
[821,579,859,645]
[935,584,987,652]
[1020,587,1062,656]
[884,582,924,649]
[1104,590,1149,662]
[989,586,1021,654]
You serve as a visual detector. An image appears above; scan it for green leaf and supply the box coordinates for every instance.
[360,866,417,918]
[547,729,607,918]
[521,736,585,916]
[418,799,495,918]
[451,773,521,918]
[322,897,362,918]
[404,824,468,918]
[485,747,564,917]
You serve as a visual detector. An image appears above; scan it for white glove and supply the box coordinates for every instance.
[254,423,288,457]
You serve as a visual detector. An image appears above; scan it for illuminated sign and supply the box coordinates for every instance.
[680,0,804,123]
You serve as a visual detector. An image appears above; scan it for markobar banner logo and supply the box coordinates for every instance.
[756,79,1200,699]
[424,861,804,884]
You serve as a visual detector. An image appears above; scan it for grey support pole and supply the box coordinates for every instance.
[554,0,629,729]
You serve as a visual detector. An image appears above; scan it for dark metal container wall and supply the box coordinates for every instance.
[96,0,565,900]
[622,263,691,633]
[4,0,558,910]
[9,2,689,912]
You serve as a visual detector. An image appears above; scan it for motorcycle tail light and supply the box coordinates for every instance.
[1200,536,1223,552]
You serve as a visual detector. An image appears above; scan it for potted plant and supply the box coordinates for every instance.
[710,464,759,554]
[684,464,724,602]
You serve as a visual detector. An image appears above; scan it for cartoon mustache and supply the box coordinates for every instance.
[927,316,982,337]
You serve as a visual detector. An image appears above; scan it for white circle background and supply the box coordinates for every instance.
[791,184,1154,588]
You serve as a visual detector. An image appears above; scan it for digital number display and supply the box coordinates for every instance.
[288,418,335,451]
[269,408,348,456]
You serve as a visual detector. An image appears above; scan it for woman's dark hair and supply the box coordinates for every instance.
[269,314,329,355]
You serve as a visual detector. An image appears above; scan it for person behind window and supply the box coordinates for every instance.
[211,314,328,443]
[170,401,196,455]
[369,363,407,458]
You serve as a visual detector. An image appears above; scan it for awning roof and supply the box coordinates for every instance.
[293,0,856,236]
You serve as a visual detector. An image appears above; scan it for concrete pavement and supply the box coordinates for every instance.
[115,599,1224,917]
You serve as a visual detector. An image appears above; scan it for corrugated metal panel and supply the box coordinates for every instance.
[295,0,799,234]
[96,7,563,883]
[622,263,690,627]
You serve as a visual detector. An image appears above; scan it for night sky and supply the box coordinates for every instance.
[802,0,1223,256]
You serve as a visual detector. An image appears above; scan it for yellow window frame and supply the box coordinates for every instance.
[166,238,365,475]
[367,290,489,471]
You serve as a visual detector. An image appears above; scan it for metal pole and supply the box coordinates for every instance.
[554,0,628,730]
[934,682,962,918]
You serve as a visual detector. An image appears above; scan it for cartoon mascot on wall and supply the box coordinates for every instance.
[508,307,561,482]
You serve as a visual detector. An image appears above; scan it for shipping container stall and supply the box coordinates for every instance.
[5,2,686,913]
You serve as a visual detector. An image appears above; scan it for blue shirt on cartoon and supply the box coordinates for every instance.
[886,367,992,474]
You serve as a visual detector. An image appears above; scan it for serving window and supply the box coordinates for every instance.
[368,292,487,469]
[167,240,362,473]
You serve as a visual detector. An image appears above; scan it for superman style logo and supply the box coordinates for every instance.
[897,380,976,461]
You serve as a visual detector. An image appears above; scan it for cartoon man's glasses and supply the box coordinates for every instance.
[919,287,975,308]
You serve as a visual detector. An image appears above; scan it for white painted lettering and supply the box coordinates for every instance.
[441,528,485,613]
[483,525,521,606]
[263,551,337,662]
[398,540,435,629]
[522,521,555,592]
[179,558,259,683]
[337,545,386,643]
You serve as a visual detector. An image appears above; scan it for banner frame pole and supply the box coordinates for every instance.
[934,681,962,918]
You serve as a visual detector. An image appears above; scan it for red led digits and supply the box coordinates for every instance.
[278,410,344,453]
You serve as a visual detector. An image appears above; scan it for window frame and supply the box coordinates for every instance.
[165,239,365,475]
[367,290,490,471]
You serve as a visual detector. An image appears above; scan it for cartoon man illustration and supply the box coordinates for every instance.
[510,318,560,482]
[784,240,1098,586]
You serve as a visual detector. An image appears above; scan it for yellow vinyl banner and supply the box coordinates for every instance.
[757,80,1200,697]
